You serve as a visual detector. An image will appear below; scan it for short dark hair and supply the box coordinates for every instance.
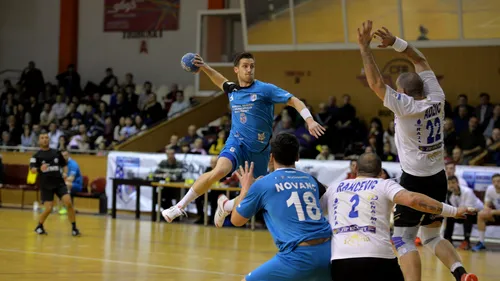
[458,94,468,99]
[271,133,299,166]
[480,92,490,99]
[233,52,254,66]
[492,174,500,180]
[447,175,458,182]
[397,72,424,98]
[357,152,382,177]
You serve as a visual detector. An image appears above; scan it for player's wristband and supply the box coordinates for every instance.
[392,37,408,52]
[300,108,312,121]
[440,203,458,217]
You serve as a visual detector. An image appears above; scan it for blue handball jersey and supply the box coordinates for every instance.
[237,168,332,253]
[67,159,83,187]
[226,80,292,153]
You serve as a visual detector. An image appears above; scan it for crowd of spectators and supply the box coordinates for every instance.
[0,62,196,154]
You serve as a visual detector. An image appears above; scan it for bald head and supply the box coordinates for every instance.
[396,72,424,98]
[357,152,382,177]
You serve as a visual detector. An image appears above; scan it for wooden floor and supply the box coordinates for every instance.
[0,209,499,281]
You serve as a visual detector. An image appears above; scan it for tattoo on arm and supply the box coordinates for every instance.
[416,199,443,214]
[360,47,384,87]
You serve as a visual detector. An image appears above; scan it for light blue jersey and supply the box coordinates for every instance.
[67,158,83,192]
[220,80,293,177]
[237,168,332,281]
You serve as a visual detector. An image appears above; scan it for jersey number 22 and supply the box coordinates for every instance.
[287,191,321,221]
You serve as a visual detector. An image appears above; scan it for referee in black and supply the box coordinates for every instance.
[30,132,80,236]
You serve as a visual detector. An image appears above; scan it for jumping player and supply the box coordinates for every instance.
[357,20,477,281]
[321,153,476,281]
[162,52,325,226]
[231,133,331,281]
[30,133,80,236]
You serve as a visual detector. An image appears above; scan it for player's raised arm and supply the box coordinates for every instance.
[393,189,476,219]
[286,97,326,138]
[357,20,387,101]
[374,27,431,73]
[192,54,228,91]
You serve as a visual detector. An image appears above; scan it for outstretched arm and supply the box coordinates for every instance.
[286,97,325,138]
[393,189,476,219]
[357,20,386,101]
[374,27,431,73]
[193,54,228,91]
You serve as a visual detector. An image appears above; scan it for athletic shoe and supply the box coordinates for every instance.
[162,205,187,223]
[214,194,230,228]
[59,207,68,215]
[72,228,81,237]
[458,241,471,250]
[34,225,47,235]
[461,273,478,281]
[471,242,486,252]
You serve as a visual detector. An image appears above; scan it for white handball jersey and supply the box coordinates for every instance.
[320,177,404,260]
[485,185,500,209]
[383,71,445,177]
[449,186,484,210]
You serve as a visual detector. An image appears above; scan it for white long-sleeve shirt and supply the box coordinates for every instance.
[449,185,484,210]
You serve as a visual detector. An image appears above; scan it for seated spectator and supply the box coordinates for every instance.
[453,105,470,135]
[166,134,180,152]
[51,95,67,121]
[383,119,397,156]
[154,148,183,210]
[0,131,14,146]
[4,115,21,145]
[48,122,63,149]
[445,161,469,187]
[346,160,357,179]
[58,135,67,150]
[31,124,42,147]
[315,103,331,126]
[458,116,485,164]
[190,138,207,155]
[56,64,81,98]
[133,115,146,132]
[111,93,132,122]
[444,176,483,250]
[484,128,500,166]
[381,142,397,162]
[168,91,190,119]
[27,96,41,124]
[70,118,80,134]
[60,118,71,136]
[2,92,17,117]
[316,145,334,160]
[21,125,35,147]
[274,116,295,135]
[102,117,114,144]
[40,102,55,127]
[444,118,458,157]
[476,93,493,129]
[121,73,135,89]
[208,130,227,155]
[39,83,55,105]
[452,147,465,165]
[181,125,199,148]
[99,67,118,96]
[294,123,315,159]
[113,116,125,142]
[15,103,31,126]
[180,142,190,154]
[472,174,500,252]
[483,104,500,139]
[138,81,154,110]
[142,93,163,125]
[453,94,475,119]
[119,116,137,140]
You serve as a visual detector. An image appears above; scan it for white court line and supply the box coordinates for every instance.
[0,248,244,277]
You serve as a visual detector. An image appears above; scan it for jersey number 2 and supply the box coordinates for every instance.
[349,194,360,218]
[426,118,441,144]
[286,191,321,221]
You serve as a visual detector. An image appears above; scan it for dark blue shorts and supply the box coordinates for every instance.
[245,241,331,281]
[219,137,270,178]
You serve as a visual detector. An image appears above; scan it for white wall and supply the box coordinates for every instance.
[78,0,207,89]
[0,0,60,83]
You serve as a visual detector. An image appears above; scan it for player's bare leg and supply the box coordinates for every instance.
[61,194,81,236]
[472,210,493,251]
[399,251,422,281]
[35,201,54,234]
[162,157,233,222]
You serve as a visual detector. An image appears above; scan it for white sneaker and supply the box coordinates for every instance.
[214,195,230,228]
[162,205,187,223]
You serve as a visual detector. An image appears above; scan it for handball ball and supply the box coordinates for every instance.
[181,53,199,73]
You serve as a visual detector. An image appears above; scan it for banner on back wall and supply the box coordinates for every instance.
[104,0,180,32]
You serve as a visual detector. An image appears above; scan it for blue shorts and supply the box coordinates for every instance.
[71,182,83,193]
[246,241,331,281]
[219,137,270,178]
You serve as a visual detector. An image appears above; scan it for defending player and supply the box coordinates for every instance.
[321,153,476,281]
[357,20,477,281]
[162,52,325,225]
[231,133,331,281]
[31,133,80,236]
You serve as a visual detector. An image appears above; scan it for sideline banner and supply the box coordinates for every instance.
[106,152,500,237]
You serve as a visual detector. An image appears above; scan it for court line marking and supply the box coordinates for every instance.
[0,248,245,277]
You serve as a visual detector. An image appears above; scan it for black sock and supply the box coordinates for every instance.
[72,222,77,230]
[452,266,466,281]
[37,222,43,228]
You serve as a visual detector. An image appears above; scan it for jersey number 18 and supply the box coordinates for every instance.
[287,191,322,221]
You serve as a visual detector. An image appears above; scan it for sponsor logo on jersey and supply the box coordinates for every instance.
[257,132,265,142]
[250,94,257,102]
[344,233,371,247]
[229,94,234,101]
